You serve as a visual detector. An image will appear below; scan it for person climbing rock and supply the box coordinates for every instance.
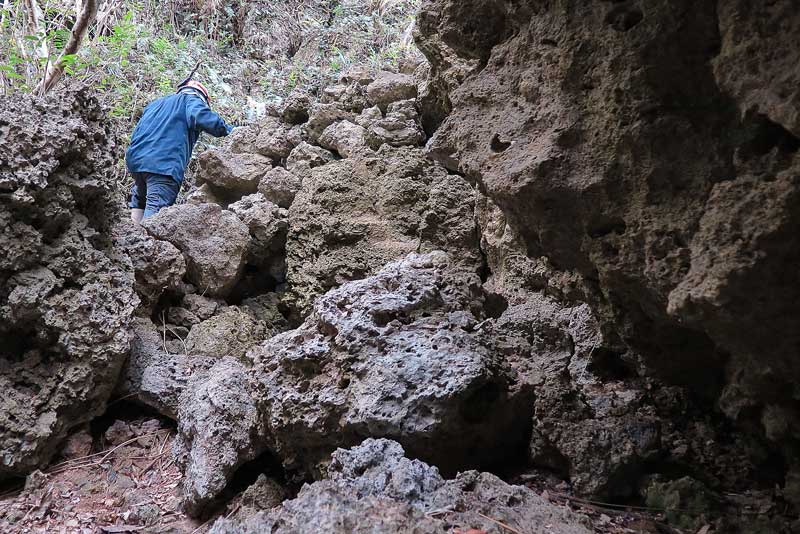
[126,79,233,223]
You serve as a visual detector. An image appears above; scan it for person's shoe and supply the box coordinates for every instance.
[131,208,144,224]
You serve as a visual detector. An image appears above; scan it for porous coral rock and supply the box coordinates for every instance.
[285,144,479,315]
[257,166,302,209]
[366,71,418,111]
[196,149,273,196]
[0,88,137,478]
[142,203,250,298]
[318,120,370,158]
[419,0,800,487]
[209,439,592,534]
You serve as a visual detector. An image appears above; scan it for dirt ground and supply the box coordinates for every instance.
[0,416,206,533]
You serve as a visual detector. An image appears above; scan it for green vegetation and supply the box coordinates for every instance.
[1,0,420,186]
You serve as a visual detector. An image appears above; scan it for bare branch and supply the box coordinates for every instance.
[35,0,97,95]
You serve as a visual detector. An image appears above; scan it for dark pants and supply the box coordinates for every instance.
[129,172,180,219]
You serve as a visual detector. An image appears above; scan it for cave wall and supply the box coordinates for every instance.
[417,0,800,477]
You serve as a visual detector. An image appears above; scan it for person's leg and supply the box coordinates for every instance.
[142,173,180,219]
[129,173,146,224]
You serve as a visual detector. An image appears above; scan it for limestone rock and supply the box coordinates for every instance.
[280,90,311,124]
[182,294,223,321]
[253,116,294,159]
[305,103,355,142]
[111,220,186,315]
[228,193,289,270]
[366,114,426,149]
[321,82,371,112]
[0,88,137,479]
[338,65,375,86]
[355,105,383,129]
[186,183,226,207]
[177,253,535,513]
[257,167,302,209]
[209,439,592,534]
[285,141,336,174]
[366,71,418,110]
[117,318,217,419]
[185,306,272,360]
[285,145,479,315]
[176,357,263,515]
[142,203,250,298]
[197,149,273,196]
[714,1,800,137]
[418,0,800,483]
[318,120,369,158]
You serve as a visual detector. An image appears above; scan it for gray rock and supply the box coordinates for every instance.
[355,105,383,129]
[318,120,370,158]
[419,0,800,499]
[142,203,250,298]
[209,439,592,534]
[175,357,264,515]
[338,65,376,86]
[111,220,186,315]
[257,167,302,209]
[366,71,418,110]
[182,294,223,321]
[117,318,217,418]
[253,116,294,159]
[320,82,371,113]
[366,114,427,149]
[305,103,355,142]
[285,142,336,174]
[177,253,536,514]
[186,183,226,207]
[228,193,289,270]
[184,306,273,360]
[0,88,137,479]
[167,307,201,328]
[280,90,312,124]
[285,145,479,315]
[197,149,273,197]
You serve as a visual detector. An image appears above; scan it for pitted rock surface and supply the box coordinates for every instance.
[177,252,545,513]
[0,88,137,479]
[285,145,479,315]
[196,149,273,197]
[117,318,218,419]
[142,203,250,298]
[209,439,592,534]
[419,0,800,484]
[111,220,186,315]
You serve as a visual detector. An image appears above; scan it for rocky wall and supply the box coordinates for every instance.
[417,0,800,499]
[0,88,138,479]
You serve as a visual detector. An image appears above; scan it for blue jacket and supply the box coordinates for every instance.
[125,93,233,184]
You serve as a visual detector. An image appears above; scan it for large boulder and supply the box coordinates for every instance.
[305,103,355,142]
[0,88,137,479]
[210,439,593,534]
[228,193,289,274]
[366,71,418,111]
[257,167,302,209]
[419,0,800,483]
[318,120,370,158]
[142,203,250,298]
[196,149,273,197]
[285,141,336,174]
[117,318,218,419]
[111,220,186,315]
[176,252,540,513]
[285,145,479,315]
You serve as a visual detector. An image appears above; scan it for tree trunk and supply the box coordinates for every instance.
[36,0,98,95]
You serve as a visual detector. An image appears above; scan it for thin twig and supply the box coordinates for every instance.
[476,512,523,534]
